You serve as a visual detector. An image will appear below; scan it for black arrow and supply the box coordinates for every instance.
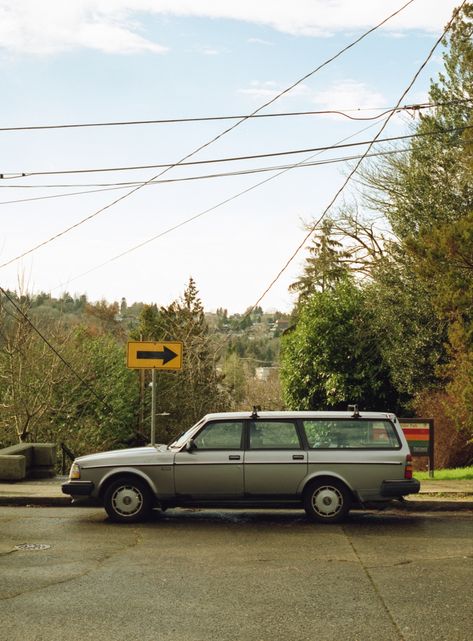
[137,346,178,365]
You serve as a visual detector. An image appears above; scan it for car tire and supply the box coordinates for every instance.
[103,476,153,523]
[303,479,351,524]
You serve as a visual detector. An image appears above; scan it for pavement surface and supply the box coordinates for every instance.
[0,476,472,510]
[1,504,472,641]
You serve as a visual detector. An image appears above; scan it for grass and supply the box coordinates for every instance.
[414,466,473,481]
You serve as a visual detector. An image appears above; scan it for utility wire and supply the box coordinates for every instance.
[0,0,416,271]
[248,0,468,314]
[51,121,383,293]
[4,98,468,133]
[3,123,471,180]
[0,286,111,411]
[1,140,470,207]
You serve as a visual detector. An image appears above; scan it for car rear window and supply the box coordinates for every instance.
[302,419,400,449]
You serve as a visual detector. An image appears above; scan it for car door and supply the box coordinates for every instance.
[244,419,307,497]
[174,420,244,498]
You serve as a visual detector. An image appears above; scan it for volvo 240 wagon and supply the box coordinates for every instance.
[62,409,420,523]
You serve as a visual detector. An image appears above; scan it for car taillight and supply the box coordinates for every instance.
[404,454,413,479]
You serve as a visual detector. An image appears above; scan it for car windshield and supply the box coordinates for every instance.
[167,419,205,449]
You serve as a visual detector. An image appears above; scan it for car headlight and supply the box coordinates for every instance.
[69,462,81,480]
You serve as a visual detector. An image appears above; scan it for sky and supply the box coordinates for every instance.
[0,0,463,313]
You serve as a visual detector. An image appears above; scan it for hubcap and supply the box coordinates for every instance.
[112,485,143,516]
[312,485,343,517]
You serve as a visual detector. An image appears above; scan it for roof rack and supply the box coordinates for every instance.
[251,405,261,419]
[348,404,361,419]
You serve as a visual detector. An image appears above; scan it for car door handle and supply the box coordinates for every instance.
[292,454,305,460]
[229,455,241,460]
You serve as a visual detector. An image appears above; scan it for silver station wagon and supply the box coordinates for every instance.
[62,408,420,523]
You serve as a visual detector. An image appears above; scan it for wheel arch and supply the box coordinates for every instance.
[299,472,357,502]
[97,468,158,502]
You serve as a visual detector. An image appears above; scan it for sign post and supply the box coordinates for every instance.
[127,341,183,446]
[151,368,157,446]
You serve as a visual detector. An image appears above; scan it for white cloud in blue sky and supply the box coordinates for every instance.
[0,0,462,55]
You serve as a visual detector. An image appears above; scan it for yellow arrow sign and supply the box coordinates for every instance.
[127,341,183,370]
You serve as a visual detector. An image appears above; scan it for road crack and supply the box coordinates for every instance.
[342,525,408,641]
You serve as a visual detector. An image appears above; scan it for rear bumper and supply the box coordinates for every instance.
[62,481,95,497]
[380,479,420,498]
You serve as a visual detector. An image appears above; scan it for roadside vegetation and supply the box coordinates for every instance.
[0,279,288,457]
[281,3,473,469]
[0,4,472,470]
[415,467,473,481]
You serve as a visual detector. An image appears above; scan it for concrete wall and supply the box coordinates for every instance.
[0,444,56,481]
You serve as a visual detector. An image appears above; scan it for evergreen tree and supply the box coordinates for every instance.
[135,278,229,441]
[289,219,349,304]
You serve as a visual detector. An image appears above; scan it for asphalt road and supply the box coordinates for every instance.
[0,506,472,641]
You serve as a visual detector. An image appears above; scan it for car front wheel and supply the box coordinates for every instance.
[303,479,351,523]
[103,477,152,523]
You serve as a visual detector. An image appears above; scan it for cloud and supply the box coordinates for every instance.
[0,0,167,55]
[0,0,461,55]
[142,0,460,36]
[311,80,387,114]
[238,78,387,115]
[248,37,273,46]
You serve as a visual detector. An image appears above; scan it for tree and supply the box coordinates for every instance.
[134,278,230,441]
[355,3,473,445]
[364,254,448,398]
[0,294,73,444]
[280,278,402,411]
[50,327,140,455]
[0,289,141,454]
[289,219,349,304]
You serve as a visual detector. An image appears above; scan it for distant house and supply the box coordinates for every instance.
[270,319,291,335]
[255,367,278,381]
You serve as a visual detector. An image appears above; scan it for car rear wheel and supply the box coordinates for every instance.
[303,479,351,524]
[103,477,152,523]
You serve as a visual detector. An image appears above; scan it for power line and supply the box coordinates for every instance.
[3,123,471,180]
[0,99,470,134]
[0,0,416,271]
[0,286,111,411]
[248,0,467,314]
[51,121,384,292]
[1,140,469,207]
[0,107,395,133]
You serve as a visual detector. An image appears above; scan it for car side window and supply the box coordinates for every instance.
[193,421,243,450]
[249,421,301,449]
[303,420,400,449]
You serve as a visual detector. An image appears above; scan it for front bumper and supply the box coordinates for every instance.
[62,480,95,497]
[380,479,420,498]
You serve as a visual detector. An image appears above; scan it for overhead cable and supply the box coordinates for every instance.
[5,98,470,132]
[0,141,469,207]
[0,0,416,271]
[248,0,468,313]
[2,123,471,180]
[50,121,383,292]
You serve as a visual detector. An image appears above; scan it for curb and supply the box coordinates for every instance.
[0,496,71,507]
[397,500,473,512]
[0,496,472,511]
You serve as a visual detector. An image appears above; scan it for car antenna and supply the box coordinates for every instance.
[348,404,360,419]
[251,405,261,419]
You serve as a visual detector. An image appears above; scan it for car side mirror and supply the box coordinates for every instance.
[185,439,196,452]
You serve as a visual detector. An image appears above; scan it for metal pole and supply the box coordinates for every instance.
[151,368,157,446]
